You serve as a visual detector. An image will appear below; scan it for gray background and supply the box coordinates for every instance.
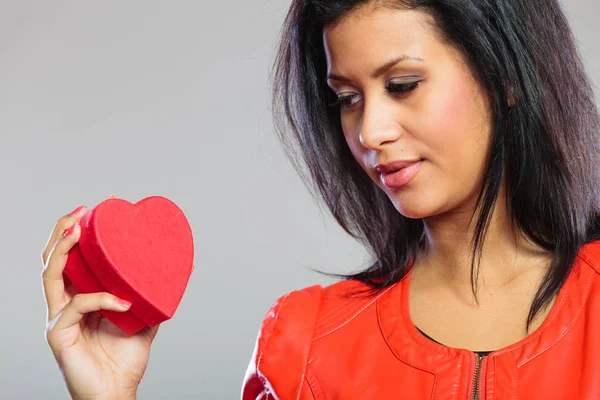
[0,1,597,398]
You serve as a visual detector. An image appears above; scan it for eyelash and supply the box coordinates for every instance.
[328,81,420,110]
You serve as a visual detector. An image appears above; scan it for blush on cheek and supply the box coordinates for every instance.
[424,78,474,141]
[421,72,490,169]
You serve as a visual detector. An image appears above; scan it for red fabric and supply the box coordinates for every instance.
[242,285,322,400]
[63,196,194,335]
[242,240,600,399]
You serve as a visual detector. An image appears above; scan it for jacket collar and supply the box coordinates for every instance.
[377,242,598,371]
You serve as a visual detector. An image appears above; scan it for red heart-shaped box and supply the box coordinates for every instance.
[63,196,194,335]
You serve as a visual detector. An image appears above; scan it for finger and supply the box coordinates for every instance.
[47,292,131,333]
[139,323,161,345]
[42,222,82,322]
[148,324,160,341]
[64,283,78,303]
[41,205,87,266]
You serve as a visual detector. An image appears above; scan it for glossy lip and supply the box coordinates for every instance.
[379,160,422,188]
[374,158,423,174]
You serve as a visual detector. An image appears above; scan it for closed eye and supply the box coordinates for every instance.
[328,81,421,110]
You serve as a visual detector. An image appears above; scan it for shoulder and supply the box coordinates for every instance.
[261,279,384,339]
[256,278,379,335]
[254,278,389,358]
[252,279,374,349]
[241,279,383,399]
[241,283,325,399]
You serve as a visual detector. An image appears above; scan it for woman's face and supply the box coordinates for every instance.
[323,7,494,219]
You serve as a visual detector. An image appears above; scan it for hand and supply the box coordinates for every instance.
[41,204,159,400]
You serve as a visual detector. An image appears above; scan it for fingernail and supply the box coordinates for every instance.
[62,223,76,238]
[117,298,132,309]
[69,205,86,216]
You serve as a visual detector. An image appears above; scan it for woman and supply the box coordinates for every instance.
[41,0,600,399]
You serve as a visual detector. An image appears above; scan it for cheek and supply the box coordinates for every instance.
[344,134,368,170]
[419,78,491,170]
[342,129,381,183]
[424,79,476,139]
[342,120,362,161]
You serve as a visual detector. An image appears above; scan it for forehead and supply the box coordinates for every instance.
[322,7,437,67]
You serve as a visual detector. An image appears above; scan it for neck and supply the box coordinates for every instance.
[415,188,552,290]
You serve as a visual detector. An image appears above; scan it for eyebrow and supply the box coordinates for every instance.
[327,54,424,82]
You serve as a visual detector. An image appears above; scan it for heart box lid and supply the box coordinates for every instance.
[64,195,194,335]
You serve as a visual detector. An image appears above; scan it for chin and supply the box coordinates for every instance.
[395,205,433,219]
[388,192,444,220]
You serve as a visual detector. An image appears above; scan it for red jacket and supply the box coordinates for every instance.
[242,240,600,399]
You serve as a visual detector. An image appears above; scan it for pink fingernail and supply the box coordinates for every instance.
[69,205,86,216]
[117,299,132,309]
[62,223,76,238]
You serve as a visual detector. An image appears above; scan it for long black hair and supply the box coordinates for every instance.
[271,0,600,332]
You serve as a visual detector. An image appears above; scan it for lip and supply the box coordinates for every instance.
[374,159,422,174]
[376,159,423,189]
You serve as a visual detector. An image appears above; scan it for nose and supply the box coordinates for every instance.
[358,99,403,150]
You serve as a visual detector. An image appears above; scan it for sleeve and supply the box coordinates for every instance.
[241,284,323,400]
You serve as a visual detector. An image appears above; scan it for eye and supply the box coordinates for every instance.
[386,80,420,95]
[328,92,361,109]
[327,81,421,110]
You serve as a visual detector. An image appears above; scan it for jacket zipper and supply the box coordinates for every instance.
[470,353,488,400]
